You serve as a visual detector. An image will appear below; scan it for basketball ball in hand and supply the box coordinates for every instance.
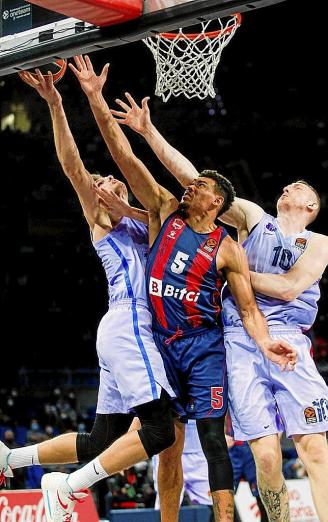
[19,58,67,84]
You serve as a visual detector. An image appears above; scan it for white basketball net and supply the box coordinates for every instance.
[143,14,241,102]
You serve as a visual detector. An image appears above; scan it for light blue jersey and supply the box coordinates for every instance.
[93,217,175,413]
[222,212,320,331]
[93,217,148,305]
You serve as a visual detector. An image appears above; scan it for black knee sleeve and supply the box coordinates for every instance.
[197,417,233,492]
[135,391,175,458]
[76,413,134,463]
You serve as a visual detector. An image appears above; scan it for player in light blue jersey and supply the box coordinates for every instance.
[0,63,178,519]
[113,96,328,522]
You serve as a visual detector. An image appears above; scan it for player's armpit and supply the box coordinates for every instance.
[250,234,328,301]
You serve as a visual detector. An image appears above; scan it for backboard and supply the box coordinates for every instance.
[0,0,288,77]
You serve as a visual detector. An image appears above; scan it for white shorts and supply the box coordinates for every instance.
[96,299,175,414]
[224,326,328,440]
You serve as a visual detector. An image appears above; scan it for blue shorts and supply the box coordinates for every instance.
[153,327,227,420]
[229,443,258,497]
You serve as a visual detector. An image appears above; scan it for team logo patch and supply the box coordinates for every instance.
[172,218,184,230]
[304,407,317,424]
[295,237,307,250]
[203,238,217,253]
[266,223,277,232]
[167,230,176,239]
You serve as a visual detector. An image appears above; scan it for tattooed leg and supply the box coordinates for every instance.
[249,435,289,522]
[258,480,290,522]
[211,490,234,522]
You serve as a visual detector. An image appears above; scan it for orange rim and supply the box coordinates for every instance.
[160,13,241,40]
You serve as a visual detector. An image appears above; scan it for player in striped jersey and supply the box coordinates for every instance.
[50,56,297,522]
[115,95,328,522]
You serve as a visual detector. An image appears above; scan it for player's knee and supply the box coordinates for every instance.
[197,417,233,491]
[254,448,279,476]
[76,432,104,462]
[76,413,133,462]
[139,413,175,457]
[296,435,328,468]
[196,417,228,462]
[136,392,175,458]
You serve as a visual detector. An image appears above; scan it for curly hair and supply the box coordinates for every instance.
[199,170,236,216]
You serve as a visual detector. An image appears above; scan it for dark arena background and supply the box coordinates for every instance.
[0,1,328,521]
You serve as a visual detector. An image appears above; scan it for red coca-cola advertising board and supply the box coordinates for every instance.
[0,489,99,522]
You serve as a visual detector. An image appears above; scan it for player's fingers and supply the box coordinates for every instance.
[100,63,110,81]
[35,69,46,86]
[68,63,81,79]
[46,71,54,87]
[280,362,287,372]
[125,92,138,108]
[85,55,95,73]
[110,109,128,118]
[112,117,128,126]
[78,54,87,69]
[279,339,296,353]
[73,55,83,70]
[115,98,130,112]
[93,187,113,201]
[93,185,104,194]
[19,71,39,87]
[141,96,150,109]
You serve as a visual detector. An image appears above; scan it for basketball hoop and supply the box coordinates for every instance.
[143,14,241,102]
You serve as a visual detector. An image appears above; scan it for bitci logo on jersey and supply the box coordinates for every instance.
[149,277,200,302]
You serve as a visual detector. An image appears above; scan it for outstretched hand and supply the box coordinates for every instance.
[69,55,109,97]
[110,93,151,135]
[18,69,61,107]
[260,338,297,371]
[93,184,130,216]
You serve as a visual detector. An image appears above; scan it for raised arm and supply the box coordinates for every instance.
[110,93,199,187]
[19,69,100,230]
[250,234,328,301]
[110,93,264,237]
[69,56,177,224]
[218,236,297,370]
[219,197,264,238]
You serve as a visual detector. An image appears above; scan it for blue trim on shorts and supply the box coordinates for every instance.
[106,237,158,400]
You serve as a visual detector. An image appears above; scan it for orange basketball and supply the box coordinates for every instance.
[19,58,67,84]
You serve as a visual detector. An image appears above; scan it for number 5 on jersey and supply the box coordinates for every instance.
[211,386,223,410]
[171,251,190,274]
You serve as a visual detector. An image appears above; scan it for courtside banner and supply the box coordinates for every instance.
[0,489,99,522]
[235,479,319,522]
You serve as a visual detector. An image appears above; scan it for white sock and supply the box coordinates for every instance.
[8,444,40,469]
[66,457,108,492]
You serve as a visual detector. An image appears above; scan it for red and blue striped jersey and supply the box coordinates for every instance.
[145,212,228,334]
